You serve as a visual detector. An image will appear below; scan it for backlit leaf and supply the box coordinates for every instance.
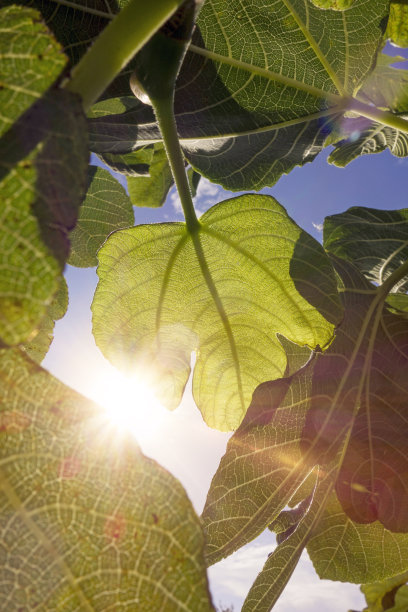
[202,374,315,564]
[92,194,341,431]
[386,1,408,48]
[301,257,408,533]
[329,56,408,166]
[308,494,408,584]
[327,115,408,167]
[21,277,68,364]
[242,470,334,612]
[0,89,88,345]
[68,166,134,268]
[202,255,408,572]
[127,144,174,207]
[356,54,408,113]
[98,145,154,176]
[0,5,67,137]
[310,0,354,7]
[188,167,202,198]
[6,0,134,99]
[88,0,389,189]
[324,207,408,292]
[0,348,214,611]
[359,571,408,612]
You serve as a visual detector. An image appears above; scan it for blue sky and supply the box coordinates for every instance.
[44,45,408,612]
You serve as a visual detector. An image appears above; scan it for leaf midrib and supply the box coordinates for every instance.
[280,0,345,96]
[188,43,345,105]
[153,227,246,418]
[202,225,338,334]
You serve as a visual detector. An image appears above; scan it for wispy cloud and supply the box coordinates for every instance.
[169,177,225,217]
[312,222,323,232]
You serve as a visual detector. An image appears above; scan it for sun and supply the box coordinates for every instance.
[87,366,171,447]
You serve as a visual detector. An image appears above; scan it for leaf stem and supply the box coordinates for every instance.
[65,0,184,111]
[348,99,408,134]
[153,97,200,233]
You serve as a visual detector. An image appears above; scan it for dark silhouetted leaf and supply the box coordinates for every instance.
[0,348,214,611]
[324,207,408,292]
[88,0,389,189]
[327,115,408,167]
[0,84,88,346]
[92,195,341,431]
[202,255,408,578]
[301,257,408,533]
[69,166,134,268]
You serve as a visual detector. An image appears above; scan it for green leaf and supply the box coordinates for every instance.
[6,0,135,99]
[360,571,408,612]
[328,56,408,166]
[278,334,312,377]
[68,166,134,268]
[357,54,408,113]
[188,167,202,199]
[92,194,342,431]
[88,95,142,119]
[0,89,88,346]
[310,0,354,7]
[202,374,315,564]
[0,5,67,137]
[323,207,408,292]
[98,145,154,176]
[242,470,335,612]
[0,348,214,611]
[307,493,408,584]
[387,293,408,312]
[21,277,68,364]
[127,143,174,207]
[386,1,408,48]
[202,255,408,571]
[88,0,389,189]
[327,115,408,167]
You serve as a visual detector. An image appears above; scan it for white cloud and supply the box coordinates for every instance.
[312,222,323,232]
[169,177,225,218]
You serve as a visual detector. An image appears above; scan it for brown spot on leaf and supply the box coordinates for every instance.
[104,513,126,541]
[59,456,81,479]
[0,411,31,434]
